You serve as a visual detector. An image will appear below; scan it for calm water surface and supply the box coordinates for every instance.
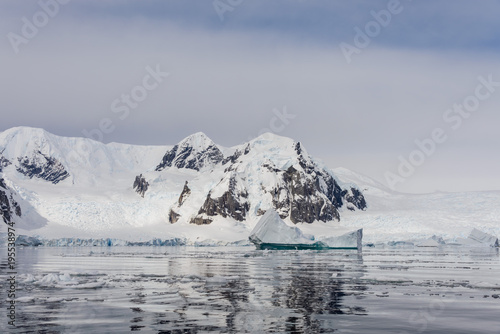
[1,246,499,333]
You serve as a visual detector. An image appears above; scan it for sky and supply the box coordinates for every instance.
[1,0,499,194]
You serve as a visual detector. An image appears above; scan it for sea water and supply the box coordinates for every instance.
[1,246,499,333]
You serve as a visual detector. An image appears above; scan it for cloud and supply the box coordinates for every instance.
[0,0,499,193]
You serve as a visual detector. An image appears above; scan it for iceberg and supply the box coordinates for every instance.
[416,236,445,248]
[416,239,441,247]
[467,228,499,247]
[249,210,362,250]
[452,229,499,248]
[317,229,363,250]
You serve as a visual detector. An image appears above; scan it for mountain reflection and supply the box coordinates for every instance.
[256,251,367,333]
[4,248,369,333]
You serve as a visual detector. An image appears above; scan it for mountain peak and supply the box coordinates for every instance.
[0,126,56,160]
[245,132,310,166]
[156,132,223,172]
[1,126,49,141]
[178,132,215,150]
[251,132,294,145]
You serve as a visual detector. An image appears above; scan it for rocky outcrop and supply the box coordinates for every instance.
[222,149,243,165]
[133,174,149,197]
[169,209,180,224]
[178,181,191,205]
[156,133,224,171]
[281,165,339,224]
[265,163,341,223]
[186,140,366,225]
[0,178,22,225]
[16,151,69,184]
[155,145,178,171]
[190,175,249,224]
[343,187,367,211]
[267,142,365,224]
[0,155,11,172]
[190,214,213,225]
[168,181,191,223]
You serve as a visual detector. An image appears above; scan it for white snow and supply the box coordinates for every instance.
[1,126,499,246]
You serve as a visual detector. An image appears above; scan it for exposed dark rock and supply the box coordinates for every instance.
[169,209,180,224]
[152,137,367,225]
[189,148,366,225]
[155,145,178,171]
[0,155,11,172]
[0,187,12,224]
[281,166,339,224]
[222,149,242,165]
[15,201,21,217]
[270,181,291,219]
[262,148,367,224]
[262,163,281,173]
[344,187,367,210]
[133,174,149,197]
[1,178,22,225]
[190,215,213,225]
[294,142,302,155]
[178,181,191,206]
[294,142,315,174]
[320,174,366,211]
[191,175,249,224]
[319,173,345,208]
[156,141,224,172]
[224,165,235,173]
[166,181,192,223]
[16,151,69,184]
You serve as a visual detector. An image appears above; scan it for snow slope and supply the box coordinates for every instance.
[0,127,499,245]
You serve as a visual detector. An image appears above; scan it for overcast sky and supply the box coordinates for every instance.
[1,0,499,193]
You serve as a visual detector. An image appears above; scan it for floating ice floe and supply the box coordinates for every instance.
[416,236,445,247]
[416,239,441,247]
[452,229,499,248]
[249,210,362,250]
[34,273,79,287]
[467,228,499,247]
[16,296,36,303]
[317,230,363,250]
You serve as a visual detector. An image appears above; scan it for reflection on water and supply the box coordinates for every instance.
[0,247,499,333]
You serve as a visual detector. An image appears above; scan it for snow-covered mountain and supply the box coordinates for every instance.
[0,127,366,241]
[0,175,46,231]
[155,132,224,172]
[163,133,366,226]
[1,127,499,245]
